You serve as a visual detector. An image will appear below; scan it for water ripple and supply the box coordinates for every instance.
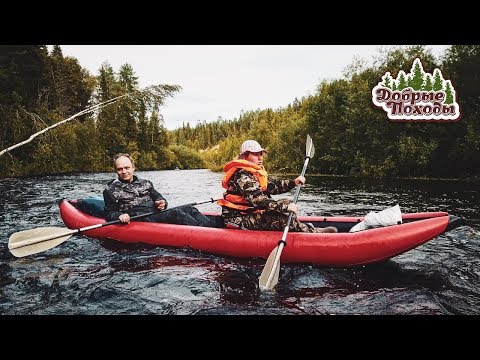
[1,170,479,315]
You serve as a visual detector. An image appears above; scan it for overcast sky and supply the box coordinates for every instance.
[57,45,450,130]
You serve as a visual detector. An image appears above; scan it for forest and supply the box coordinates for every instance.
[1,45,479,179]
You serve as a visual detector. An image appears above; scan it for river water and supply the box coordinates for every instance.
[1,169,479,315]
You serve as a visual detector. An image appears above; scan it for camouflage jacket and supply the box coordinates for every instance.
[103,175,168,221]
[222,169,296,217]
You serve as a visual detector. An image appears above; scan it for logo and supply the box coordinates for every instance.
[372,58,460,122]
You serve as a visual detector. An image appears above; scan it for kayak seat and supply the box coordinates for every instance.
[72,197,107,219]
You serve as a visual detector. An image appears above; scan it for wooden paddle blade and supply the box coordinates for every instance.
[258,246,281,290]
[9,227,74,258]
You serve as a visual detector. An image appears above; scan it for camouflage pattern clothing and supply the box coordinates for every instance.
[103,175,167,221]
[103,175,216,227]
[221,169,314,232]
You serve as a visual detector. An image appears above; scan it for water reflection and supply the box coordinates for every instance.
[1,170,479,315]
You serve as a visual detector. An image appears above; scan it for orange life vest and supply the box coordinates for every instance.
[217,159,268,212]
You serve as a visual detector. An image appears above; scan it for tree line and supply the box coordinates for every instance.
[1,45,479,179]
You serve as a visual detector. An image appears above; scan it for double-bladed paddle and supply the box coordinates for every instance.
[8,198,220,258]
[258,134,315,291]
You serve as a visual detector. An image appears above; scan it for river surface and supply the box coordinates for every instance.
[1,169,479,315]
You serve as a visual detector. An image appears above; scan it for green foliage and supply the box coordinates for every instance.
[397,135,438,176]
[169,144,206,169]
[437,45,480,177]
[1,44,479,180]
[167,46,478,179]
[136,151,160,170]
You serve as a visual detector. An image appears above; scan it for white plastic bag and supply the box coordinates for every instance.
[349,204,402,232]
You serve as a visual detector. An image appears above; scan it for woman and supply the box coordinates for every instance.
[218,140,337,233]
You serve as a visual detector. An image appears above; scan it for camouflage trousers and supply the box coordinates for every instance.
[224,211,314,232]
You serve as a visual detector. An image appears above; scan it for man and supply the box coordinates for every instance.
[103,153,217,227]
[218,140,337,233]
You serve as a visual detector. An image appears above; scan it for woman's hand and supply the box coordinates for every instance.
[287,203,298,213]
[294,176,305,186]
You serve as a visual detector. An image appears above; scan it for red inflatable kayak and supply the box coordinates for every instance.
[59,199,463,267]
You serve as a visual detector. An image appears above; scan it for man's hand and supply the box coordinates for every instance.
[119,213,130,223]
[155,200,166,210]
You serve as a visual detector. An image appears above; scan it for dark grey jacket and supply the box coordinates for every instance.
[103,175,168,221]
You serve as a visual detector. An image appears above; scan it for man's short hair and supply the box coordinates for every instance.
[112,153,135,168]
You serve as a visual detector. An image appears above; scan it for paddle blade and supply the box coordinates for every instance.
[258,246,281,291]
[9,227,73,258]
[306,134,315,159]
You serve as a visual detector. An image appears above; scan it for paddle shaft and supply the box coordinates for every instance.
[9,198,219,250]
[262,156,311,289]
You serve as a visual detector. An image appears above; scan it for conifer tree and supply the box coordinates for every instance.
[432,69,444,91]
[410,58,425,90]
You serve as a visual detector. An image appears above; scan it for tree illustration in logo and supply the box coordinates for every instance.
[379,58,456,104]
[373,58,460,121]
